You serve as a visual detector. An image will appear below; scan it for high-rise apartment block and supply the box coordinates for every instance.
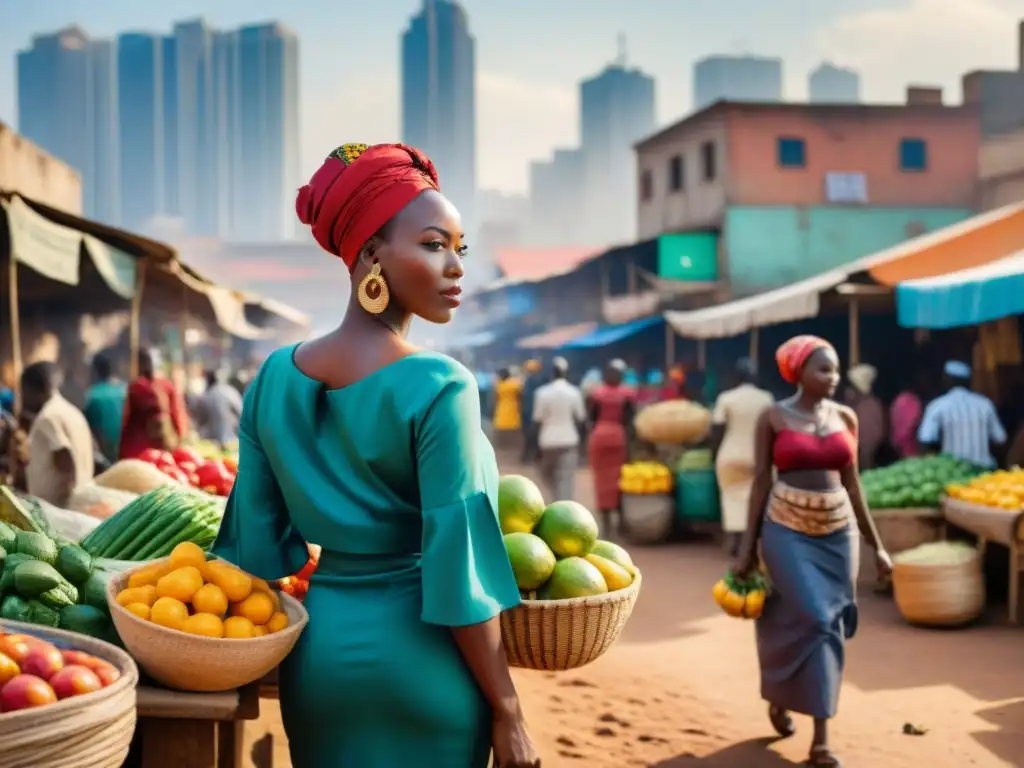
[693,54,783,109]
[809,63,860,104]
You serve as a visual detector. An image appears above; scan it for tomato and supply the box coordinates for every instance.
[222,455,238,474]
[188,473,200,487]
[160,465,189,484]
[139,448,174,466]
[177,460,198,475]
[172,447,203,467]
[215,475,234,497]
[196,461,230,489]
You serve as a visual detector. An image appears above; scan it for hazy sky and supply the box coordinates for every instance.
[0,0,1020,193]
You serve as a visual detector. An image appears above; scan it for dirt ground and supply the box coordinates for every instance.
[243,465,1024,767]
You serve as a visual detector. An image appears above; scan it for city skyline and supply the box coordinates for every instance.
[0,0,1021,194]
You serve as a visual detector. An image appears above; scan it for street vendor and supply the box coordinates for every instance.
[917,361,1006,468]
[119,348,188,459]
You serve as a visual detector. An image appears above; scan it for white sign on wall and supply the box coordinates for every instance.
[825,172,868,204]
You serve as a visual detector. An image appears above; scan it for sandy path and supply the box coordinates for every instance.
[243,464,1024,766]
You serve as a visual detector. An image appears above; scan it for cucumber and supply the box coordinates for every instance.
[0,553,34,593]
[117,505,186,560]
[14,530,58,565]
[59,604,112,639]
[97,504,161,559]
[81,486,170,556]
[79,571,111,611]
[13,561,65,597]
[0,594,31,622]
[55,544,93,585]
[134,508,198,559]
[39,580,78,609]
[0,521,16,551]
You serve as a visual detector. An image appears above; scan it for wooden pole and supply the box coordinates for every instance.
[849,298,861,367]
[697,338,706,372]
[129,259,149,380]
[664,322,674,369]
[8,256,21,415]
[749,327,759,373]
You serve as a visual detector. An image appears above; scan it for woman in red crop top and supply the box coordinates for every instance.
[733,335,891,768]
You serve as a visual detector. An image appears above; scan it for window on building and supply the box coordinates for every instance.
[640,169,653,201]
[899,138,928,171]
[701,141,716,181]
[669,154,684,192]
[777,137,806,168]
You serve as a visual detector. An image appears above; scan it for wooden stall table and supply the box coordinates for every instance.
[126,682,261,768]
[942,497,1024,624]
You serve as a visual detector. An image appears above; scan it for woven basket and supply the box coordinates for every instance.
[892,550,985,627]
[107,557,309,692]
[501,570,641,671]
[621,494,674,544]
[0,619,139,768]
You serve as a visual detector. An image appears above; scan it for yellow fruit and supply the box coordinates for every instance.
[116,585,158,607]
[250,578,280,607]
[128,562,171,589]
[223,616,256,639]
[192,583,229,617]
[265,611,289,634]
[231,592,275,626]
[720,590,747,617]
[169,542,208,571]
[584,554,633,591]
[711,579,730,606]
[125,602,151,620]
[150,597,189,630]
[181,613,224,638]
[744,590,766,619]
[206,562,253,602]
[156,566,205,602]
[251,625,269,637]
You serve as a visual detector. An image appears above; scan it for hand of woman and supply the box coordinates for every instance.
[875,548,893,580]
[492,709,541,767]
[732,546,759,581]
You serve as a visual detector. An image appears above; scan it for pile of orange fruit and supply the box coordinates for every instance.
[945,467,1024,511]
[114,543,291,639]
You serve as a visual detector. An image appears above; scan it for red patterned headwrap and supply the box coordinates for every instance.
[775,335,835,385]
[295,143,440,271]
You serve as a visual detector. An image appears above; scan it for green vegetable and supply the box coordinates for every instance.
[14,530,58,565]
[13,560,65,597]
[38,580,78,609]
[79,572,112,611]
[0,521,16,551]
[59,604,111,638]
[0,553,34,593]
[26,599,60,627]
[0,594,31,622]
[55,544,93,585]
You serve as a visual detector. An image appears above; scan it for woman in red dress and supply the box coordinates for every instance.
[587,359,635,534]
[119,349,188,459]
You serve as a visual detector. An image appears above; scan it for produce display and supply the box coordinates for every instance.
[861,455,984,510]
[712,571,768,619]
[497,475,637,600]
[891,540,978,566]
[633,400,711,445]
[676,448,713,472]
[0,629,121,712]
[94,460,175,496]
[0,522,116,641]
[132,448,237,497]
[618,462,673,495]
[113,543,291,639]
[69,483,141,521]
[945,467,1024,511]
[80,485,224,561]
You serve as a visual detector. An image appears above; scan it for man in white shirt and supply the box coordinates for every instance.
[918,360,1006,467]
[532,358,585,502]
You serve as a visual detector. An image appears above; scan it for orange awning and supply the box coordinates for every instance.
[864,202,1024,286]
[517,322,597,349]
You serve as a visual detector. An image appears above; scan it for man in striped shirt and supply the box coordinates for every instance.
[918,361,1007,467]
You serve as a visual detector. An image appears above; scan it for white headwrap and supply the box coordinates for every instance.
[847,364,878,396]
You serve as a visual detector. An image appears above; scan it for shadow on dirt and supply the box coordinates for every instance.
[647,737,798,766]
[971,698,1024,766]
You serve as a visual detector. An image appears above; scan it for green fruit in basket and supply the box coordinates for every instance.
[497,475,546,534]
[58,604,111,639]
[537,557,608,600]
[503,533,556,590]
[590,540,635,575]
[534,501,599,558]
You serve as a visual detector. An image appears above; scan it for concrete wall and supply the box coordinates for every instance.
[724,206,973,292]
[978,129,1024,210]
[0,122,82,214]
[725,106,979,208]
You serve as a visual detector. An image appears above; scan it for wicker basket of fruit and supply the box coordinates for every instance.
[0,620,139,768]
[107,544,309,692]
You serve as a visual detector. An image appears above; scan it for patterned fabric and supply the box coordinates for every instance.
[330,143,369,166]
[766,482,852,536]
[917,386,1007,467]
[775,335,835,385]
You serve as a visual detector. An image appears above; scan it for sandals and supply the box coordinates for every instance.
[808,744,842,767]
[768,705,795,738]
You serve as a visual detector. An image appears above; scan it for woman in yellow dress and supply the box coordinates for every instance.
[493,368,523,455]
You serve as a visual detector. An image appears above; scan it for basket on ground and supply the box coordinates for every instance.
[107,557,309,692]
[892,549,985,627]
[621,494,673,544]
[0,620,139,768]
[501,570,641,671]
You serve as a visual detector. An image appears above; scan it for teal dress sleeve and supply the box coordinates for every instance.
[212,363,309,581]
[417,365,521,627]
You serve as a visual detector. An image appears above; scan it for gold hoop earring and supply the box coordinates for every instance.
[357,261,390,315]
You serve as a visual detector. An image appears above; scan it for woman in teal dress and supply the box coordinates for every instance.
[212,143,541,767]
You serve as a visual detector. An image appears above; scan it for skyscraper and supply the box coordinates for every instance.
[809,63,860,104]
[693,55,783,109]
[17,26,120,224]
[117,32,164,231]
[401,0,477,230]
[579,61,656,245]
